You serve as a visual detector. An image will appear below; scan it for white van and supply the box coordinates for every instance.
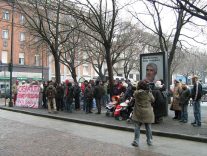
[113,76,125,81]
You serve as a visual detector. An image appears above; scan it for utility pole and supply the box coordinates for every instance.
[8,0,15,107]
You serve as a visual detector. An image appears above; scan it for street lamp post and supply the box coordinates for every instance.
[8,0,15,107]
[42,48,44,81]
[165,51,169,116]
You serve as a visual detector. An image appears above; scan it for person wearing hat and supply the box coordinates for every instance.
[191,75,202,127]
[151,81,166,123]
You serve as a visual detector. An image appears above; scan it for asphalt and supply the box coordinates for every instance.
[0,98,207,143]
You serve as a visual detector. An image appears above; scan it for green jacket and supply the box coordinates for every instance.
[132,89,155,123]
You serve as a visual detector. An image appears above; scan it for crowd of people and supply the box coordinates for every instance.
[10,74,203,147]
[41,79,135,114]
[170,75,202,127]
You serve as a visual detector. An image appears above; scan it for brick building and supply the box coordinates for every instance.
[0,0,49,89]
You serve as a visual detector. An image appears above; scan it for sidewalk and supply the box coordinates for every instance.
[0,98,207,143]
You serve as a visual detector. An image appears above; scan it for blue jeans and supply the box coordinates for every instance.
[133,121,152,144]
[181,104,188,122]
[103,94,110,106]
[192,100,201,125]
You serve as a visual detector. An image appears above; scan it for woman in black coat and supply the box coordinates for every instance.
[151,81,165,123]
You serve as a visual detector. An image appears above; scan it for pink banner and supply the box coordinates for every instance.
[16,85,40,108]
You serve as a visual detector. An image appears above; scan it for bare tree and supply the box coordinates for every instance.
[61,0,123,94]
[57,15,86,83]
[15,0,74,83]
[82,21,143,81]
[82,35,106,81]
[176,0,207,21]
[130,0,195,85]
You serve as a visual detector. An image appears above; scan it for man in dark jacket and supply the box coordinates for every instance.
[65,82,74,113]
[94,81,105,114]
[56,83,64,111]
[179,84,190,123]
[151,81,165,124]
[42,81,48,108]
[84,82,93,114]
[191,75,202,127]
[73,82,81,110]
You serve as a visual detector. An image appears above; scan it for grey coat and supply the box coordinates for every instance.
[132,89,155,123]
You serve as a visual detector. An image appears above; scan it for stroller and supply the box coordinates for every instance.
[126,97,135,123]
[114,99,130,121]
[105,95,120,117]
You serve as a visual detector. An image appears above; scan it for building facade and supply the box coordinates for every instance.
[0,0,49,89]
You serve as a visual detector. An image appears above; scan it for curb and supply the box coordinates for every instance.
[1,106,207,143]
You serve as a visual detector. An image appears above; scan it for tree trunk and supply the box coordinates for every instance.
[71,67,77,83]
[54,56,61,84]
[105,45,114,96]
[99,72,105,81]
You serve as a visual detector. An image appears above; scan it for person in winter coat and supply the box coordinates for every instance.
[124,81,133,100]
[152,81,166,123]
[45,82,57,113]
[94,81,105,114]
[179,83,191,123]
[64,81,74,113]
[73,82,81,110]
[170,80,182,120]
[42,81,48,108]
[55,83,64,111]
[191,75,203,127]
[131,80,155,147]
[84,82,94,114]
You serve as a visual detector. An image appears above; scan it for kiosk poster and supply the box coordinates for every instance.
[140,52,165,83]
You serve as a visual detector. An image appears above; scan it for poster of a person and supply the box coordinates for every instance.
[140,53,165,83]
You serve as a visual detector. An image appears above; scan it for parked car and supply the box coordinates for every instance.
[202,84,207,95]
[188,84,207,96]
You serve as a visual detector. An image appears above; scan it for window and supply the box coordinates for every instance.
[129,74,133,79]
[20,42,25,49]
[136,74,139,81]
[83,65,89,75]
[1,51,8,63]
[2,10,9,20]
[35,55,40,66]
[3,40,8,47]
[20,32,25,41]
[19,14,25,24]
[19,53,25,65]
[2,30,9,39]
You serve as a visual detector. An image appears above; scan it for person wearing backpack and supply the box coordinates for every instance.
[46,81,57,113]
[65,81,74,113]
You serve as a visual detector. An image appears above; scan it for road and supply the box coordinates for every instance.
[0,110,206,156]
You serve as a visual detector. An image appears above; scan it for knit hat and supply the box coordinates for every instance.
[155,81,163,89]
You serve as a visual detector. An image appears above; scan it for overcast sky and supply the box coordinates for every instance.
[71,0,207,51]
